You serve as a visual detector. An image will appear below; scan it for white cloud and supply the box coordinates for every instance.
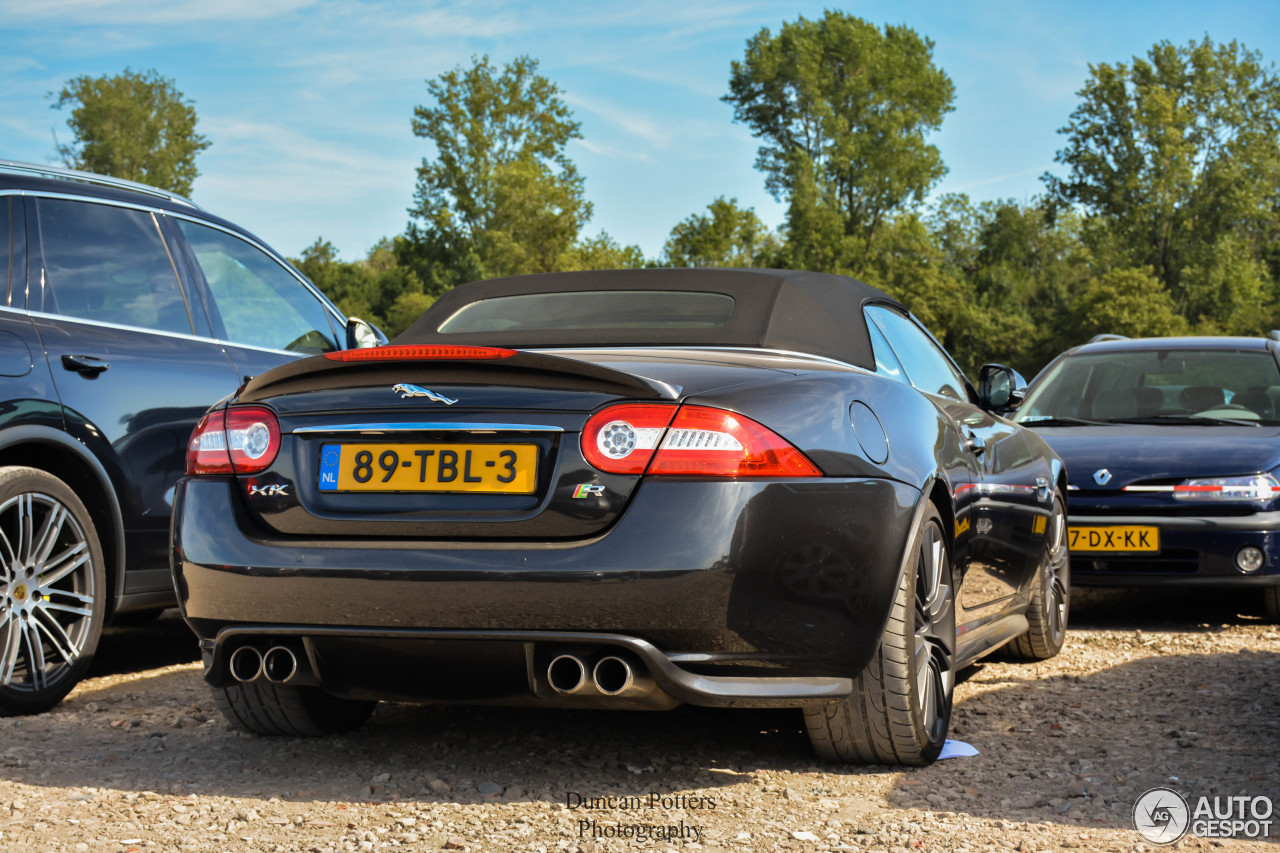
[0,0,317,25]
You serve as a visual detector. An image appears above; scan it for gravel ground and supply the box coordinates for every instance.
[2,588,1277,853]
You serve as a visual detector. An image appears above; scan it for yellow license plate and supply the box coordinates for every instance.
[1068,525,1159,553]
[318,443,537,494]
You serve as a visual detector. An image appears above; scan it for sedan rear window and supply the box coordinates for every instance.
[1017,349,1280,424]
[436,290,735,334]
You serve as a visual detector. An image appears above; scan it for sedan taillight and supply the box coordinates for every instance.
[581,403,822,478]
[186,406,281,476]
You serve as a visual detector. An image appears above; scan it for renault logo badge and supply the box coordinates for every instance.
[1093,468,1112,486]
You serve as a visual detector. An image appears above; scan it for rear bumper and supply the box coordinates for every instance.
[1068,510,1280,587]
[172,475,920,703]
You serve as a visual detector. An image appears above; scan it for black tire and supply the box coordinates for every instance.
[1006,495,1069,661]
[213,680,376,736]
[1264,587,1280,624]
[803,504,954,765]
[0,467,107,715]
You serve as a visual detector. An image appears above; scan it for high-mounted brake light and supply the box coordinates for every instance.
[580,403,822,478]
[186,406,281,475]
[322,345,517,362]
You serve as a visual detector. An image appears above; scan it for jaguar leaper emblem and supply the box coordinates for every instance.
[392,384,458,405]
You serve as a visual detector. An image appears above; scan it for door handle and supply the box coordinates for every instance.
[963,431,986,455]
[61,354,110,376]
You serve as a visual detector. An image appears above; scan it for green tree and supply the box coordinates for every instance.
[406,55,590,291]
[50,68,210,196]
[1070,268,1189,340]
[662,197,780,267]
[1045,37,1280,331]
[294,237,428,337]
[559,232,648,271]
[724,12,954,273]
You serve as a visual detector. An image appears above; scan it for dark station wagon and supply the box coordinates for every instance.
[0,160,382,714]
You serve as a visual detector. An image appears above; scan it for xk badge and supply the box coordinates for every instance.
[249,484,290,497]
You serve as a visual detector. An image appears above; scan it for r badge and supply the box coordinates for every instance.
[572,484,605,498]
[1093,468,1113,486]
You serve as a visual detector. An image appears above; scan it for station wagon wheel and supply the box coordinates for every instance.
[804,503,955,765]
[1007,494,1069,660]
[0,467,106,715]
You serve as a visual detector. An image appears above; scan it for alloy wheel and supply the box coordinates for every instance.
[0,493,96,694]
[913,521,954,741]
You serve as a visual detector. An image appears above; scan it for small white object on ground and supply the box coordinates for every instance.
[937,739,979,760]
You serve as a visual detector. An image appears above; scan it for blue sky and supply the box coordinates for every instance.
[3,1,1278,262]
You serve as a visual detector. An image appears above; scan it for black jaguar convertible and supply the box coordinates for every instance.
[171,268,1068,765]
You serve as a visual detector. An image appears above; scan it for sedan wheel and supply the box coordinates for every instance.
[0,468,106,715]
[804,503,955,765]
[1007,495,1069,660]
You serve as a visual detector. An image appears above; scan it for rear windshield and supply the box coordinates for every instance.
[436,290,735,334]
[1016,349,1280,424]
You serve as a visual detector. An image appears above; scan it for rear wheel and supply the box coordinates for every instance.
[213,680,376,736]
[1006,495,1069,660]
[803,504,954,765]
[1264,587,1280,623]
[0,467,106,715]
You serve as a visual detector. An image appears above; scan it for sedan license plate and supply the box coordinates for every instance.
[318,443,537,494]
[1068,525,1159,553]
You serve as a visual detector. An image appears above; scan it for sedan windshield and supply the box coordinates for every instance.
[1015,348,1280,426]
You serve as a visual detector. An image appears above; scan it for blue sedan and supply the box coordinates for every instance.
[1015,335,1280,622]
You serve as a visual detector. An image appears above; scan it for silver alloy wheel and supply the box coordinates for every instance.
[913,522,954,741]
[0,492,96,693]
[1045,501,1069,642]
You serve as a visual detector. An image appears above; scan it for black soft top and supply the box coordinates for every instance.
[397,268,902,370]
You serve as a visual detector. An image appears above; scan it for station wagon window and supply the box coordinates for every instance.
[0,198,10,303]
[176,220,338,354]
[865,305,968,400]
[36,198,192,334]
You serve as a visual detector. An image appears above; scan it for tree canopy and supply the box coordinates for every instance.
[1045,37,1280,332]
[50,68,210,196]
[724,12,954,273]
[406,55,591,292]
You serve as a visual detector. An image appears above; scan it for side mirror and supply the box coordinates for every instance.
[346,317,388,349]
[978,363,1027,414]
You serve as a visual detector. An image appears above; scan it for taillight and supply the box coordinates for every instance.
[322,345,517,362]
[648,406,822,477]
[186,406,281,475]
[580,403,822,478]
[581,404,678,474]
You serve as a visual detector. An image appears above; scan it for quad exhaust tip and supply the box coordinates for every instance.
[262,646,298,684]
[547,654,587,694]
[592,656,635,695]
[228,646,263,683]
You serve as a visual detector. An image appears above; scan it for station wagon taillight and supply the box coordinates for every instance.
[186,406,281,475]
[581,403,822,478]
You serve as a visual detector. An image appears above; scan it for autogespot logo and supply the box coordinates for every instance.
[1133,787,1190,844]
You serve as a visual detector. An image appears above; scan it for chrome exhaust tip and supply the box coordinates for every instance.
[262,646,299,684]
[547,654,587,694]
[228,646,263,683]
[592,656,635,696]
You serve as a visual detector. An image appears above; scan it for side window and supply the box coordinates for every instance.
[36,198,192,334]
[867,317,908,384]
[176,220,338,354]
[865,305,969,400]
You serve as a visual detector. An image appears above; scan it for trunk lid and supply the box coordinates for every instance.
[235,347,797,539]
